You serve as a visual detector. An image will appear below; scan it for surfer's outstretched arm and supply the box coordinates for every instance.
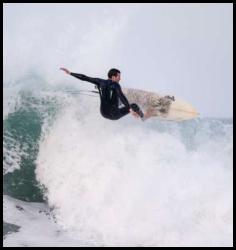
[70,73,103,86]
[60,67,102,86]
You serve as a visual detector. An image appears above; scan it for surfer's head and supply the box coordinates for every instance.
[108,68,121,83]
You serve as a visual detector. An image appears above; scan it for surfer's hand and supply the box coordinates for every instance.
[60,67,71,74]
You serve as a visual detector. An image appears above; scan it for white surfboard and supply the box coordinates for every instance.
[123,88,199,121]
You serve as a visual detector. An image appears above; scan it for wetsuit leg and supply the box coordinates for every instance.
[109,103,143,120]
[100,103,143,120]
[108,106,130,120]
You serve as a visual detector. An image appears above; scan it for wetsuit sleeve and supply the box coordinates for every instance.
[70,72,102,87]
[115,84,130,110]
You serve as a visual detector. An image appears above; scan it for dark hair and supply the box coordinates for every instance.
[108,68,121,79]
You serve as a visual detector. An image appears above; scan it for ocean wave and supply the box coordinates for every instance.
[3,80,233,247]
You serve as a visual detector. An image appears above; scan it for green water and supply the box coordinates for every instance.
[3,222,21,238]
[3,107,44,202]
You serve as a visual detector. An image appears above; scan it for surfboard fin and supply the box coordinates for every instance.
[164,95,175,101]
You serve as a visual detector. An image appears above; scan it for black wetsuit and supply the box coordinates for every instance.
[70,72,142,120]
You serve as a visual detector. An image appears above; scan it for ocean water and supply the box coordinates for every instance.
[3,77,233,247]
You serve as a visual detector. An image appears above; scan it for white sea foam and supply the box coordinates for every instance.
[3,195,86,247]
[35,98,233,247]
[3,80,233,247]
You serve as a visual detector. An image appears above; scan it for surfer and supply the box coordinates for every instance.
[60,67,144,120]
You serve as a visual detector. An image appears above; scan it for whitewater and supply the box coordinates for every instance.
[3,78,233,247]
[3,3,233,247]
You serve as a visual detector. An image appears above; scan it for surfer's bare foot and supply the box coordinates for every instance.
[142,109,154,121]
[130,109,139,118]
